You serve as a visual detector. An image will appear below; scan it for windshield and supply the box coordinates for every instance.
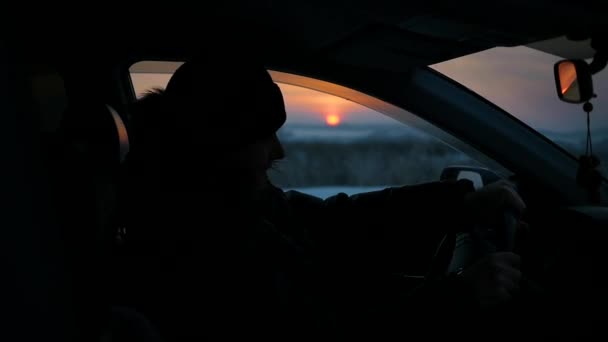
[432,46,608,162]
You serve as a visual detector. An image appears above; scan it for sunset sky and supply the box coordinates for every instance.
[433,46,608,135]
[130,46,608,136]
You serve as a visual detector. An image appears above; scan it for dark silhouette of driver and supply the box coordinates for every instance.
[117,52,525,341]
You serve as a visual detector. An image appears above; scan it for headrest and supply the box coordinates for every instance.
[61,102,130,171]
[107,105,130,164]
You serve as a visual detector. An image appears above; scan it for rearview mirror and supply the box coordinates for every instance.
[554,59,594,103]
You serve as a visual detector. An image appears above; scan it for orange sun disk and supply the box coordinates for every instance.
[326,114,341,126]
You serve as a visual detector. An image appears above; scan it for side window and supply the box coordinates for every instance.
[130,61,183,98]
[129,62,486,198]
[269,84,481,197]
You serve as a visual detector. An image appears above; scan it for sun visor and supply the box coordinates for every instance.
[527,36,596,59]
[323,25,491,72]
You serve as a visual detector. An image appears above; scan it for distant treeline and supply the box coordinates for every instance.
[557,138,608,159]
[268,139,480,188]
[556,138,608,177]
[268,137,608,189]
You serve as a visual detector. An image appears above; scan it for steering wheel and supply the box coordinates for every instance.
[426,208,520,280]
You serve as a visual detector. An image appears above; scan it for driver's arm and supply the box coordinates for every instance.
[302,179,476,271]
[286,180,478,338]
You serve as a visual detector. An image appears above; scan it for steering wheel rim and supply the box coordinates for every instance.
[427,209,520,280]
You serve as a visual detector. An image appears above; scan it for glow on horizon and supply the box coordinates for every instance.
[325,114,341,126]
[276,83,384,125]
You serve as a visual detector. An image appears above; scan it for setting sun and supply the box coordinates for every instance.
[325,114,341,126]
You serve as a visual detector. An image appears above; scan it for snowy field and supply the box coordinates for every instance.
[285,186,390,199]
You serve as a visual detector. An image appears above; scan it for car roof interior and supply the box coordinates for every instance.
[12,2,608,65]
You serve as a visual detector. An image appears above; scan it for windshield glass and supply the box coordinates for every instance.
[432,46,608,161]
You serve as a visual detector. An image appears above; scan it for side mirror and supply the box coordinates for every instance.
[440,166,502,189]
[554,59,594,103]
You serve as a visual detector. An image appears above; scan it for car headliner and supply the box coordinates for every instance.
[8,1,607,70]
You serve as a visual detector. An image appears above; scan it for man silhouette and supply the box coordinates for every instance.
[119,54,525,341]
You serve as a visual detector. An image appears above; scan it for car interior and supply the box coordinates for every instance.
[2,2,608,340]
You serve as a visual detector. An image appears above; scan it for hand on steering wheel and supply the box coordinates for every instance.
[428,180,527,309]
[463,180,526,228]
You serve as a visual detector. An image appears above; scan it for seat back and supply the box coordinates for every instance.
[54,100,130,339]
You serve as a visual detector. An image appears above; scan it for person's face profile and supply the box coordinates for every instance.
[268,134,285,163]
[214,133,283,189]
